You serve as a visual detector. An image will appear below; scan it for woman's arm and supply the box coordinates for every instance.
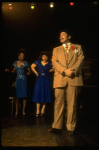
[31,63,39,76]
[26,66,31,75]
[5,67,16,73]
[49,61,54,73]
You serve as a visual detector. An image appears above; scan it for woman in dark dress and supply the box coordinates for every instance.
[5,49,31,116]
[31,51,53,117]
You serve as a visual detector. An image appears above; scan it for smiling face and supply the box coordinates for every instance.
[19,53,25,61]
[42,55,48,62]
[60,32,71,44]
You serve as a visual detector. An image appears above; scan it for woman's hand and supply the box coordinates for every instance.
[26,72,31,75]
[36,72,39,76]
[49,69,54,72]
[26,67,31,75]
[5,69,10,72]
[5,67,16,73]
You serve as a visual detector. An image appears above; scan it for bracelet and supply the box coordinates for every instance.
[36,72,38,76]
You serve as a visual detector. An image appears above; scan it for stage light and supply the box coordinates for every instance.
[9,3,12,9]
[93,2,98,4]
[31,2,35,9]
[31,5,34,9]
[50,2,54,8]
[70,2,74,6]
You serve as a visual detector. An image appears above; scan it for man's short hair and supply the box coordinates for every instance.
[60,29,72,37]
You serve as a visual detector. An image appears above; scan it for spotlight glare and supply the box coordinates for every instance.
[31,2,35,9]
[94,2,98,4]
[31,5,34,9]
[9,3,12,9]
[50,2,54,8]
[70,2,74,6]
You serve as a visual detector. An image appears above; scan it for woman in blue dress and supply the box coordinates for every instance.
[5,49,31,116]
[31,51,53,117]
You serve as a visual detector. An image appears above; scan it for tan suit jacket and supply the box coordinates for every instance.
[52,43,84,88]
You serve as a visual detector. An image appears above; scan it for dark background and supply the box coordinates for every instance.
[2,2,98,89]
[2,2,98,68]
[2,2,98,119]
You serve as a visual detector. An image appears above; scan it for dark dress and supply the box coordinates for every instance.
[13,61,30,98]
[32,60,52,103]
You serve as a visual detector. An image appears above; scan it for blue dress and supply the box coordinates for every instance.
[13,61,30,98]
[32,60,52,103]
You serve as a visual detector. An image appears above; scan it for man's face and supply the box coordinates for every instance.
[60,32,71,44]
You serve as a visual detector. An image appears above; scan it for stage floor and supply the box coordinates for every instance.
[1,109,98,147]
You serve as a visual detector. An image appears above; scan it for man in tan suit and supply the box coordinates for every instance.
[48,30,84,135]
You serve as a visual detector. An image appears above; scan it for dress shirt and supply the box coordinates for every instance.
[63,43,71,52]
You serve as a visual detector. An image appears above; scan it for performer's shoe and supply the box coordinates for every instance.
[41,113,45,117]
[36,114,40,117]
[48,128,61,134]
[22,112,25,117]
[15,112,18,117]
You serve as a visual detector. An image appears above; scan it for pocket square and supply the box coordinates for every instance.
[74,49,78,53]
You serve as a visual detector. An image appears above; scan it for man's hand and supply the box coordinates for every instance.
[64,68,75,77]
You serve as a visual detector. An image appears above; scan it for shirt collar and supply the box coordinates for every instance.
[63,43,71,48]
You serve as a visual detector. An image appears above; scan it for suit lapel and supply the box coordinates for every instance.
[59,43,75,67]
[59,45,66,66]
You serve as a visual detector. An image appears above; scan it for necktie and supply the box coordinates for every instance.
[65,44,69,51]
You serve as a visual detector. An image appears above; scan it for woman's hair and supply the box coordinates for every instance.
[17,49,26,57]
[38,51,50,62]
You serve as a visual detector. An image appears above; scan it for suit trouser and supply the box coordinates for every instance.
[52,84,78,131]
